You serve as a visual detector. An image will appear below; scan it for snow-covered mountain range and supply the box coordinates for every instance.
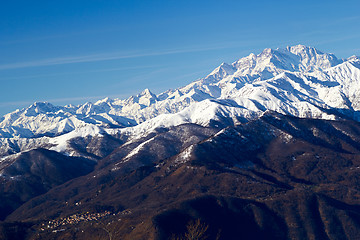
[1,44,360,157]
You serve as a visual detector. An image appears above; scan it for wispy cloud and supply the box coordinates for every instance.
[0,26,126,46]
[310,34,360,48]
[171,70,208,81]
[46,94,131,104]
[0,65,158,81]
[0,45,230,71]
[0,93,132,109]
[111,69,169,88]
[0,100,36,108]
[0,37,281,72]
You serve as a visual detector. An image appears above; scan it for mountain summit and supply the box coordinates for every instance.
[2,45,360,239]
[0,45,359,157]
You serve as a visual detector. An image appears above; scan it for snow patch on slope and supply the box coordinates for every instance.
[49,125,103,155]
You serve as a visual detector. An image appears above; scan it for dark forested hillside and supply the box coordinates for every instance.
[2,112,360,239]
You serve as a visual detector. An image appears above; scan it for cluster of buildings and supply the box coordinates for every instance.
[41,211,113,230]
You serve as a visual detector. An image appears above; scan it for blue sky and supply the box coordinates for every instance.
[0,0,359,116]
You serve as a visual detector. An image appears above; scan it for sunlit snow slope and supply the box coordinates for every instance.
[1,45,360,157]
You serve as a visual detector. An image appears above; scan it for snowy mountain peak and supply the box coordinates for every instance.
[208,62,236,80]
[25,102,59,116]
[95,97,112,105]
[224,45,345,87]
[347,55,360,64]
[259,47,273,56]
[129,88,158,107]
[287,44,342,71]
[1,45,360,158]
[256,45,341,72]
[287,44,311,53]
[140,88,153,96]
